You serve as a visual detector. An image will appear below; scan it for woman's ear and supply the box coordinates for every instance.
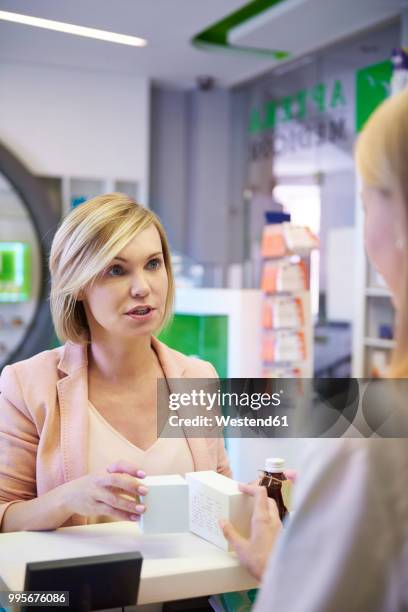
[76,289,85,302]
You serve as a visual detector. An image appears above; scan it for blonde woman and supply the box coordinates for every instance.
[0,194,231,532]
[221,89,408,611]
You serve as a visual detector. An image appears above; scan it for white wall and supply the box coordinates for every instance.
[319,169,356,294]
[327,227,356,321]
[0,62,150,204]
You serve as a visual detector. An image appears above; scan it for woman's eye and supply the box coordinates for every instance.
[107,264,125,276]
[146,258,162,270]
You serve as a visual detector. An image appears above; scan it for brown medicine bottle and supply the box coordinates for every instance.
[259,457,288,521]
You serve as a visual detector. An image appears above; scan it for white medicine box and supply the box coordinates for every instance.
[140,474,189,534]
[186,471,254,551]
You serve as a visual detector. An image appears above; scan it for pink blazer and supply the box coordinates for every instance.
[0,337,231,529]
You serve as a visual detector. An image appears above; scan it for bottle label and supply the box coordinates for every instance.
[281,480,293,511]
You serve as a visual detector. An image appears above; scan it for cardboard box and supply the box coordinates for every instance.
[140,474,189,534]
[185,471,254,551]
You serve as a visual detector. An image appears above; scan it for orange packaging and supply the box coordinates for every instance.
[262,297,299,329]
[261,263,278,293]
[262,336,275,362]
[262,330,307,364]
[298,331,307,360]
[299,260,309,287]
[262,300,273,329]
[261,226,287,258]
[295,298,305,326]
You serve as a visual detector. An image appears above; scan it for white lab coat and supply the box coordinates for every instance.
[254,438,408,612]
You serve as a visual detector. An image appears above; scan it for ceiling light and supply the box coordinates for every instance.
[0,10,147,47]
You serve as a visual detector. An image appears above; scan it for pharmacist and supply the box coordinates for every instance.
[0,193,231,533]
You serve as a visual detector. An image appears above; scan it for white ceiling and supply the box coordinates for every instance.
[0,0,404,88]
[230,0,406,56]
[0,0,277,87]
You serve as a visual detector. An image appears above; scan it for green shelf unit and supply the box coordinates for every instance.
[159,313,228,378]
[0,242,31,302]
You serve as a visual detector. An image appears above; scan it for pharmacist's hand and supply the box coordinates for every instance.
[285,469,297,483]
[219,483,281,581]
[63,460,148,521]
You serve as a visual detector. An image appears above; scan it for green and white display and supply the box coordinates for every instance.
[0,242,31,302]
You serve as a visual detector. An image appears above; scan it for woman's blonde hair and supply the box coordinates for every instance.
[49,193,174,344]
[355,88,408,377]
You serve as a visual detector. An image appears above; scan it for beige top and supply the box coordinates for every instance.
[87,402,194,524]
[88,402,195,475]
[0,338,231,532]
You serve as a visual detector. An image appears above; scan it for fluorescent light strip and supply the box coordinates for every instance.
[0,10,147,47]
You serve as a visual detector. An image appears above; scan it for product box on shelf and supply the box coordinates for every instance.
[261,223,318,259]
[260,218,317,378]
[262,365,302,378]
[369,350,390,378]
[262,330,307,363]
[262,295,305,329]
[261,260,308,293]
[261,224,288,258]
[283,224,319,253]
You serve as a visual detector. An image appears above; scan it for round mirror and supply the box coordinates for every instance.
[0,172,42,367]
[0,142,58,369]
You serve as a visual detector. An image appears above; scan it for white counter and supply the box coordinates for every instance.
[0,521,258,608]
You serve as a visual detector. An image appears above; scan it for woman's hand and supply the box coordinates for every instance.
[285,469,297,483]
[62,460,148,521]
[219,483,282,581]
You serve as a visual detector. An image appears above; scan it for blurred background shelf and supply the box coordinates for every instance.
[365,287,392,298]
[364,337,396,350]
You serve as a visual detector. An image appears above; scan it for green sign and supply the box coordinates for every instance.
[0,242,31,302]
[249,79,347,134]
[355,60,392,133]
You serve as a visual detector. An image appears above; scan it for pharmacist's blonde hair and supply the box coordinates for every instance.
[355,88,408,377]
[49,193,174,344]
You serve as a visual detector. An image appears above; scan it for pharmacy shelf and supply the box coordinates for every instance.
[61,177,139,216]
[352,177,396,376]
[365,287,392,298]
[260,223,316,378]
[364,337,396,350]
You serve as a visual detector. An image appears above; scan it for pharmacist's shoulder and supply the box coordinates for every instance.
[299,439,408,515]
[302,438,408,473]
[0,344,66,402]
[335,438,408,473]
[152,337,218,379]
